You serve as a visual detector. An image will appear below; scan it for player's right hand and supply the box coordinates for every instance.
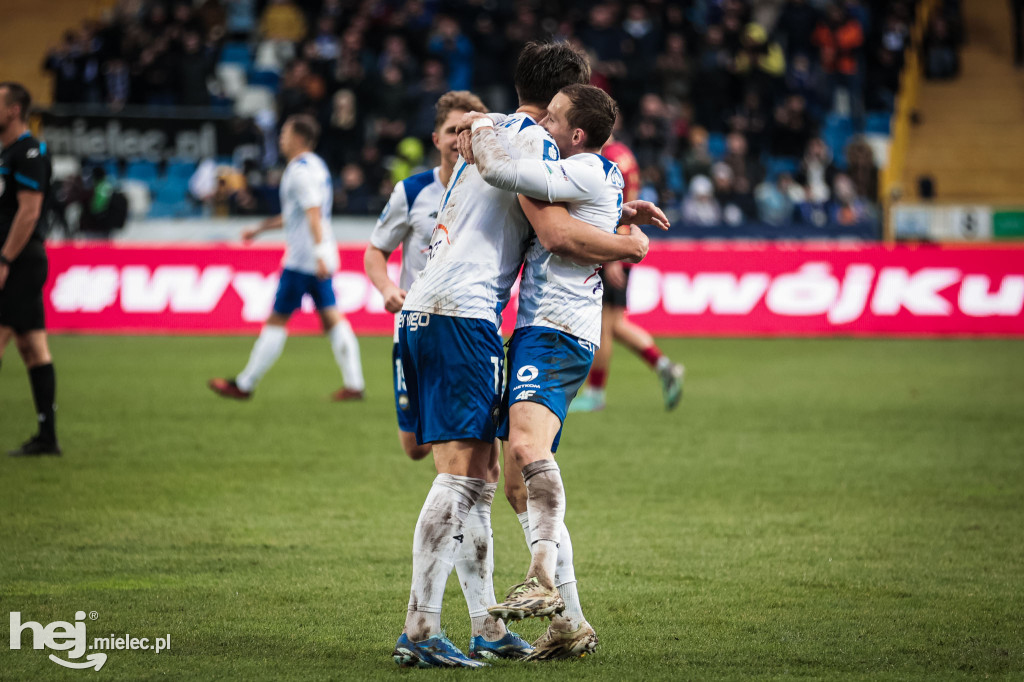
[620,225,650,264]
[457,130,475,165]
[241,227,259,242]
[382,285,407,314]
[455,111,489,133]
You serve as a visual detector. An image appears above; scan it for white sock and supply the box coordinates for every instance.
[329,319,365,391]
[236,325,287,392]
[405,474,485,641]
[655,356,672,372]
[455,483,506,640]
[518,511,587,626]
[522,459,566,590]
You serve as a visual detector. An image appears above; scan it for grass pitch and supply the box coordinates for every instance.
[1,335,1022,680]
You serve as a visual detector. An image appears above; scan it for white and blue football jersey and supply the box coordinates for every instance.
[401,112,561,328]
[370,167,444,292]
[471,137,625,346]
[280,151,336,275]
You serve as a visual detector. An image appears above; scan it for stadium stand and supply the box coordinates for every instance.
[32,0,963,235]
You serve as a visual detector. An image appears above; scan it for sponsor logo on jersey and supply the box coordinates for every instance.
[516,365,539,382]
[26,148,39,159]
[609,166,625,189]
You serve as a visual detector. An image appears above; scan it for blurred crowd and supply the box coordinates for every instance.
[43,0,963,228]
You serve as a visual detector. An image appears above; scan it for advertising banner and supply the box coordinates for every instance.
[43,242,1024,336]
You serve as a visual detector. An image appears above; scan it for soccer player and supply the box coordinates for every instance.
[570,136,685,413]
[391,41,603,669]
[0,82,61,457]
[364,91,529,660]
[460,84,667,659]
[208,115,364,401]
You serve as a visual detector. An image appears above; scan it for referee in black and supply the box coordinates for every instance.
[0,82,61,456]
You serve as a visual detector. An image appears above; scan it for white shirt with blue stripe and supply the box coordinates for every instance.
[471,133,625,346]
[280,151,335,275]
[402,112,560,328]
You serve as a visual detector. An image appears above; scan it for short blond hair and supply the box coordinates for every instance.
[434,91,488,131]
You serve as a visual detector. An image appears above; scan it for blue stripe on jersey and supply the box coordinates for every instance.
[595,154,615,176]
[402,169,436,216]
[40,142,47,155]
[0,167,9,175]
[519,117,536,132]
[15,172,40,190]
[438,161,468,215]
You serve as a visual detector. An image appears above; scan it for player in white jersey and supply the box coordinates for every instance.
[366,90,532,662]
[208,114,364,401]
[391,42,597,670]
[458,84,669,659]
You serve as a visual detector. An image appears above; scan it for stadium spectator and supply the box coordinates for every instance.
[178,31,213,106]
[723,132,765,191]
[775,0,821,59]
[631,93,674,171]
[429,15,474,91]
[813,3,865,121]
[335,163,375,215]
[43,31,84,105]
[682,175,721,226]
[655,32,692,104]
[755,172,799,226]
[734,23,786,101]
[795,137,839,203]
[772,94,815,159]
[682,126,714,183]
[259,0,306,43]
[712,162,757,226]
[923,15,960,79]
[729,91,771,156]
[845,135,879,200]
[829,174,874,226]
[693,24,735,131]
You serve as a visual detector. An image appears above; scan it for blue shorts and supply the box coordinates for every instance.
[497,326,594,453]
[392,342,416,433]
[273,268,337,316]
[398,312,505,445]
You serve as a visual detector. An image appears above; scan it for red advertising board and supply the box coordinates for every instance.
[43,242,1024,336]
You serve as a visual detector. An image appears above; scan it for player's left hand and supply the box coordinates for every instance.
[456,130,476,165]
[0,263,8,290]
[621,200,670,231]
[316,258,330,280]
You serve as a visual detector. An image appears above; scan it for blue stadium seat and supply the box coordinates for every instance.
[166,159,197,181]
[824,113,853,137]
[220,42,252,68]
[765,156,800,179]
[248,69,280,91]
[152,177,190,204]
[124,159,159,183]
[865,111,892,135]
[707,132,727,160]
[102,159,121,180]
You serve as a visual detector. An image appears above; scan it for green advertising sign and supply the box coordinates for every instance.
[993,210,1024,239]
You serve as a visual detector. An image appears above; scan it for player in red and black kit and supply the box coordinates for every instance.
[0,82,61,456]
[569,135,685,413]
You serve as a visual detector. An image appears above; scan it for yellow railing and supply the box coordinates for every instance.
[881,0,938,241]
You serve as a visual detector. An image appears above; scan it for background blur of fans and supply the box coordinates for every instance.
[31,0,965,234]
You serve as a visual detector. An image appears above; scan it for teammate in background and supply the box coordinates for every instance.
[391,42,595,669]
[0,82,61,456]
[208,114,364,401]
[364,91,530,660]
[570,134,685,413]
[459,85,667,659]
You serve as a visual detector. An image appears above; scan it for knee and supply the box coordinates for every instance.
[507,438,541,470]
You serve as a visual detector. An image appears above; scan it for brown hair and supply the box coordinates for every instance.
[0,82,31,121]
[434,91,488,131]
[285,114,320,147]
[514,41,591,107]
[560,84,618,149]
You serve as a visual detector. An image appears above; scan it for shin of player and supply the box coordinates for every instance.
[208,115,364,401]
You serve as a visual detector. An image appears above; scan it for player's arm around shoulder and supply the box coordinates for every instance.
[519,196,650,265]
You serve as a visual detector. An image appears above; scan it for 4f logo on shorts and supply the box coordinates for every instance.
[514,389,536,401]
[516,366,539,382]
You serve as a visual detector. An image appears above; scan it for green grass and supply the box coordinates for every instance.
[1,336,1023,680]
